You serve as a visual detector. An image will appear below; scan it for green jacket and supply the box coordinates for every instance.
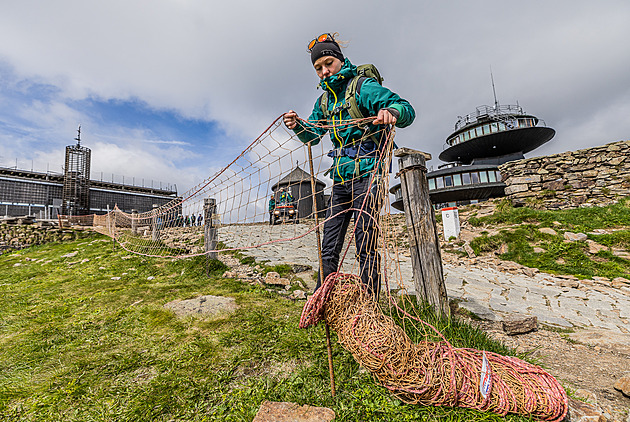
[294,58,415,182]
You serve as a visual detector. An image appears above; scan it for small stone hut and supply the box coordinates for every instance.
[271,166,327,219]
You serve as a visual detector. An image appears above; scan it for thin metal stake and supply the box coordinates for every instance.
[307,143,336,397]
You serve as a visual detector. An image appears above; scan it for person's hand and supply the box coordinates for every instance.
[372,109,397,126]
[283,110,298,129]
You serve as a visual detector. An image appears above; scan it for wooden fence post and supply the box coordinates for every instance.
[131,209,138,236]
[395,147,449,317]
[151,204,159,242]
[204,198,217,261]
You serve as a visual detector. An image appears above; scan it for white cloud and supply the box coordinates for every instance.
[0,0,629,193]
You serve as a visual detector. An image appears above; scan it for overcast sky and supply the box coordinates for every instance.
[1,0,629,195]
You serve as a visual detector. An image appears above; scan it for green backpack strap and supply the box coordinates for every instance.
[345,76,364,121]
[320,64,383,124]
[319,92,330,120]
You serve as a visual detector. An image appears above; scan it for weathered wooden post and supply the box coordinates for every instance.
[151,204,159,242]
[204,198,217,261]
[395,147,449,317]
[131,209,138,236]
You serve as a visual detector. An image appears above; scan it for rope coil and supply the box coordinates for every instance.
[301,273,568,421]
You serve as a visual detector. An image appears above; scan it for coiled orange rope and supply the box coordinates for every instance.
[300,273,568,421]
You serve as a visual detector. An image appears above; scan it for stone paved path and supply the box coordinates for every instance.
[219,224,630,336]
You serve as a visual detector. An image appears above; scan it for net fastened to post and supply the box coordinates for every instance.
[62,114,568,421]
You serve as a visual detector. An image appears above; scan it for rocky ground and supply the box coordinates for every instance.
[446,205,630,421]
[161,204,630,420]
[213,244,630,421]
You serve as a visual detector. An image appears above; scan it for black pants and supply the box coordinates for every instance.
[316,177,382,299]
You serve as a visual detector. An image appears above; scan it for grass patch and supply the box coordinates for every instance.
[466,200,630,279]
[469,197,630,232]
[1,235,533,421]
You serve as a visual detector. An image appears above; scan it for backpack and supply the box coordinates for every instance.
[319,64,383,122]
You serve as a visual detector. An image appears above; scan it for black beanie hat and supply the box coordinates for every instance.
[310,40,344,65]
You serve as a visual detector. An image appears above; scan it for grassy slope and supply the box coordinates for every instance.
[0,234,533,422]
[468,199,630,279]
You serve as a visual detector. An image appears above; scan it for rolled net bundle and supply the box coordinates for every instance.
[303,273,568,422]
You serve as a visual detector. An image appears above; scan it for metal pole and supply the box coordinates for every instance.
[307,142,335,397]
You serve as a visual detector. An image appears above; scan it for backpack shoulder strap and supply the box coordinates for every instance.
[345,76,366,120]
[319,92,330,120]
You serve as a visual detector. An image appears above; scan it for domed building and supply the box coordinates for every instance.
[391,101,555,211]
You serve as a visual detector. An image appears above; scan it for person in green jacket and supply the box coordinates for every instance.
[268,195,275,225]
[283,33,415,299]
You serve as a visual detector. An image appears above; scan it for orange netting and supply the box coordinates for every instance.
[60,115,568,420]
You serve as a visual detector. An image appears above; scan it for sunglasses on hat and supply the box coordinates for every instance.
[307,33,335,52]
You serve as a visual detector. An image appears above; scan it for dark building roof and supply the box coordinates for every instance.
[271,166,326,191]
[0,167,177,196]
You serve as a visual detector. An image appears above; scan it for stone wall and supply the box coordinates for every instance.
[0,222,92,253]
[499,140,630,209]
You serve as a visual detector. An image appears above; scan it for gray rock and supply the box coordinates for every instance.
[252,401,335,422]
[164,295,237,317]
[564,232,588,242]
[458,299,498,321]
[292,290,307,300]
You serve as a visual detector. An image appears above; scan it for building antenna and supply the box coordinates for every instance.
[75,125,81,146]
[490,67,499,110]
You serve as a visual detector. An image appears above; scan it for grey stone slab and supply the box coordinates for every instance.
[522,292,549,307]
[529,311,573,328]
[582,299,614,312]
[555,310,591,327]
[489,297,509,309]
[458,299,499,321]
[559,289,589,299]
[585,318,624,332]
[618,302,630,319]
[463,285,494,299]
[526,285,557,297]
[507,287,528,303]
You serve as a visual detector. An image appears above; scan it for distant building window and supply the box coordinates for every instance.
[488,171,497,183]
[453,174,462,186]
[436,177,444,189]
[444,175,453,187]
[428,178,436,190]
[480,171,488,183]
[491,123,498,132]
[462,173,471,185]
[471,172,479,184]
